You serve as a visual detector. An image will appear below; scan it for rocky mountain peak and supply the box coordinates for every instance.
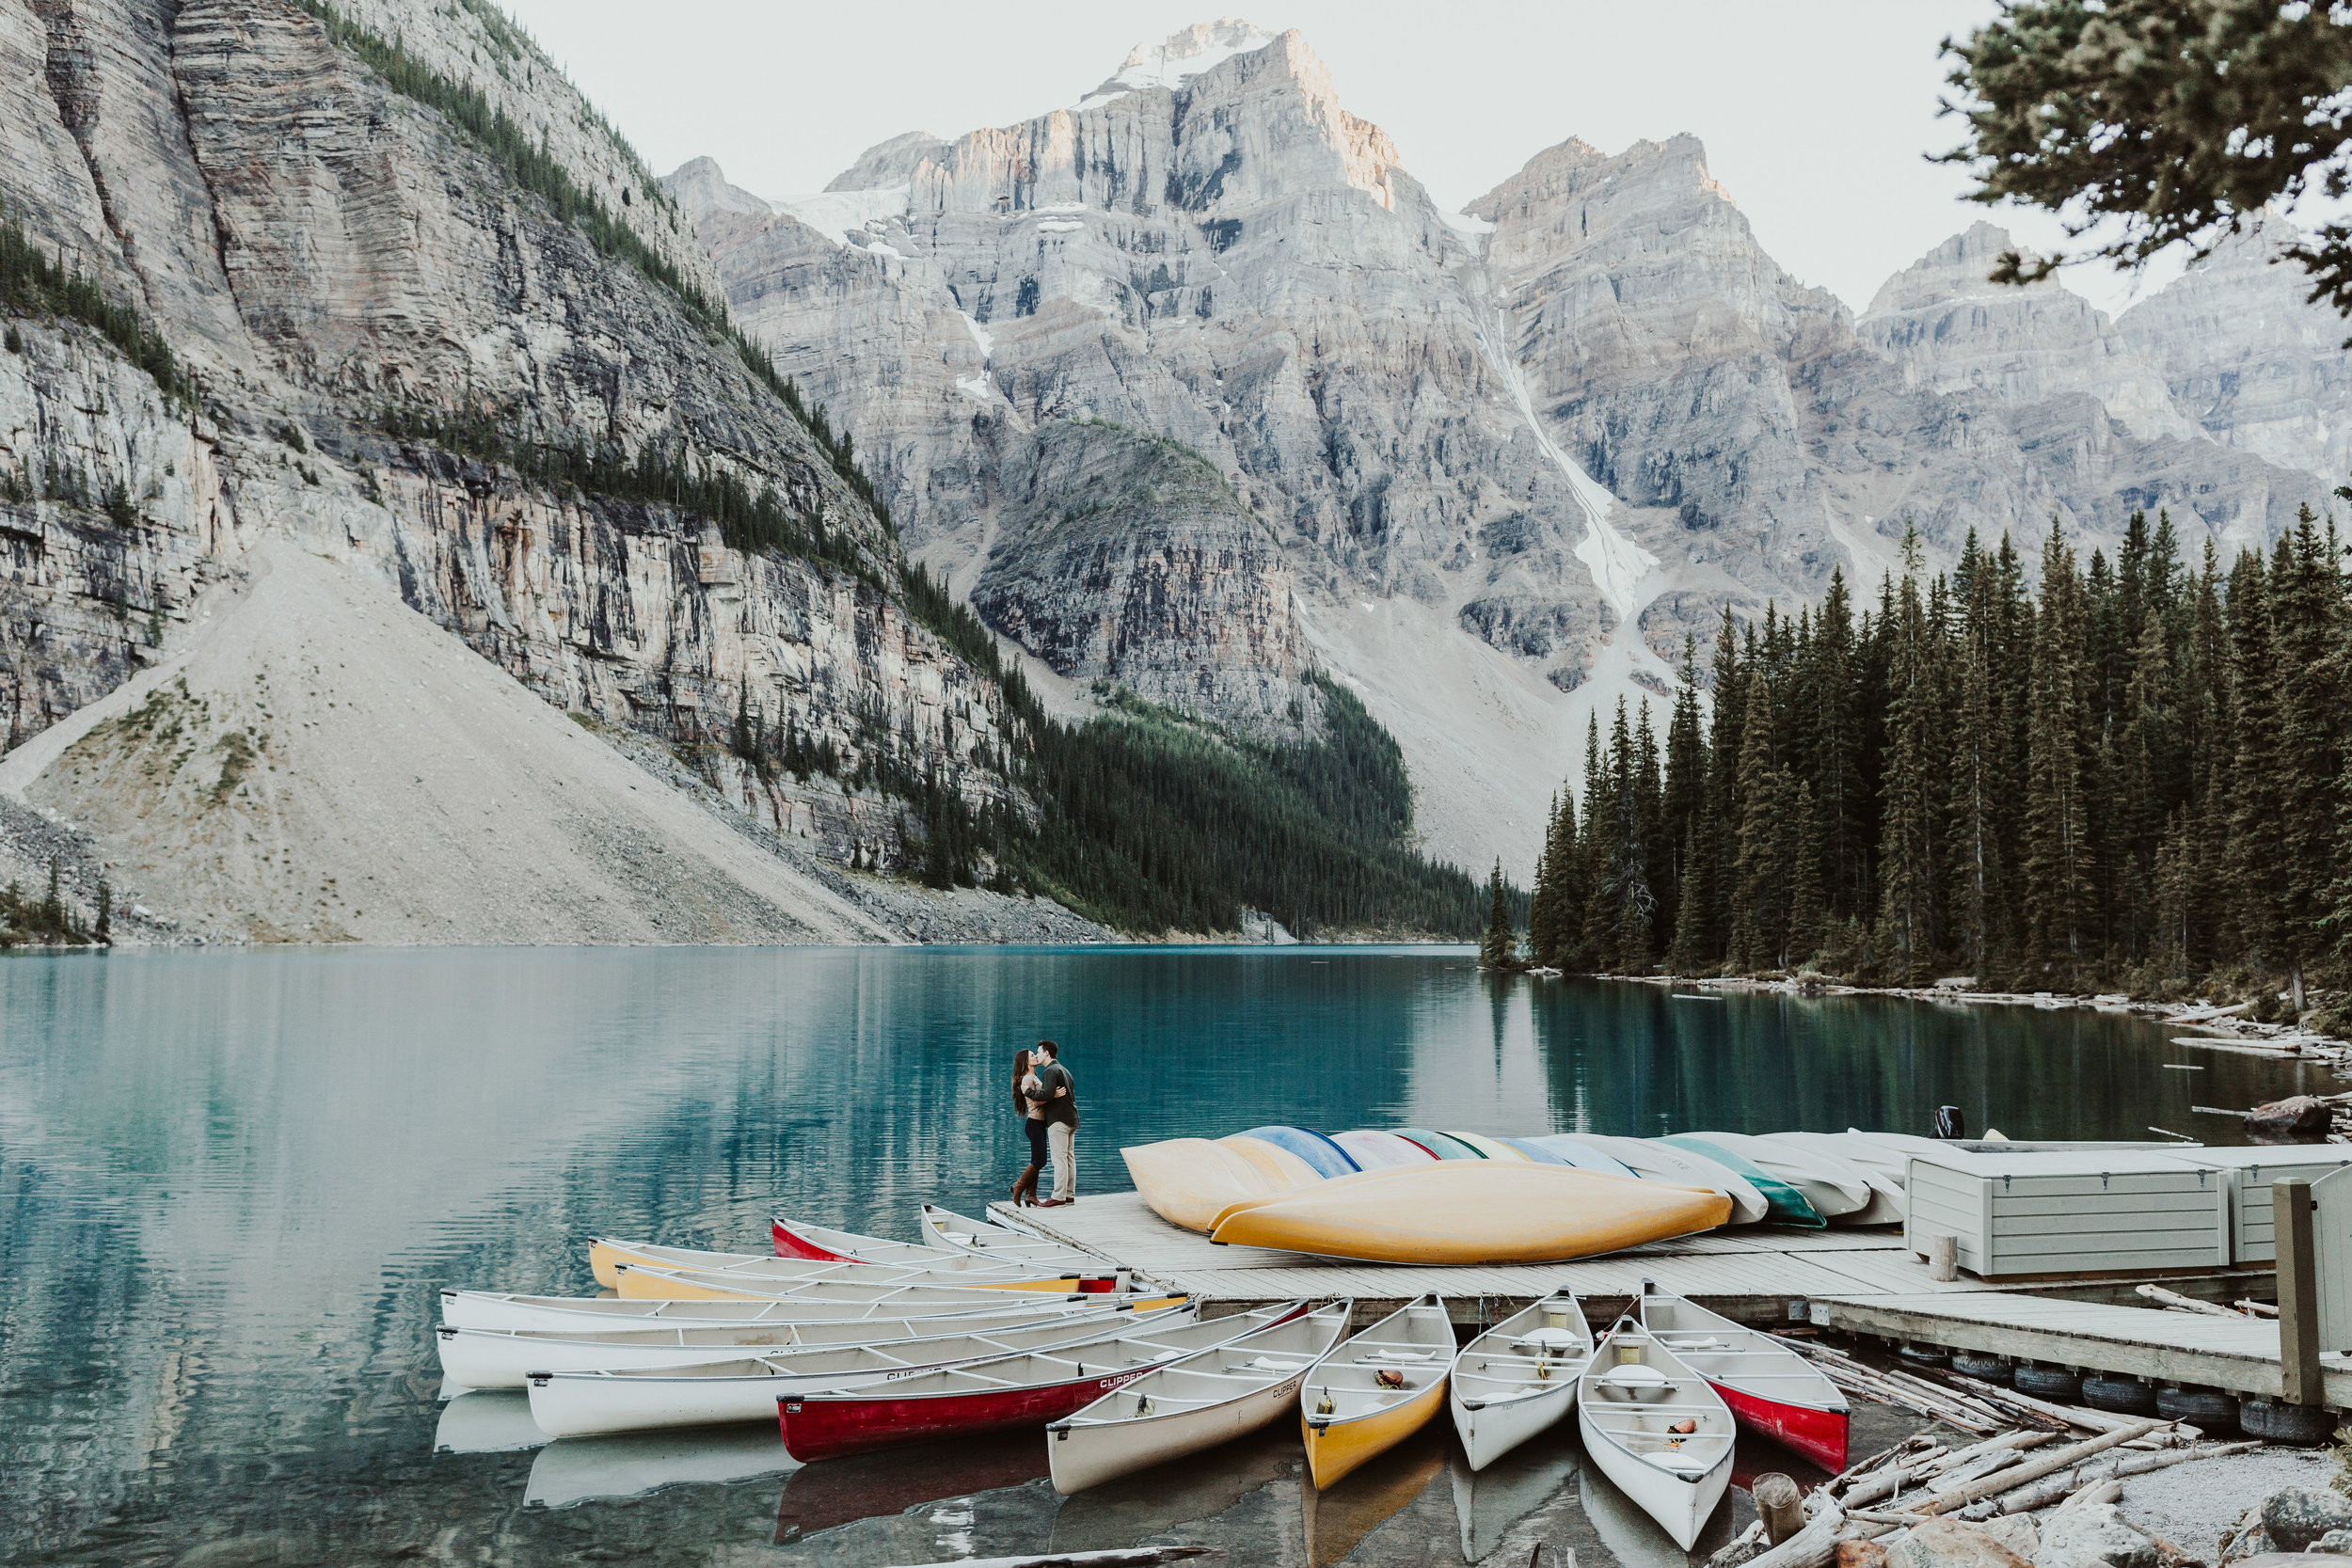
[1099,18,1282,97]
[1858,221,2195,441]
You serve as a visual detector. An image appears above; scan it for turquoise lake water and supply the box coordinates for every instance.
[0,946,2321,1566]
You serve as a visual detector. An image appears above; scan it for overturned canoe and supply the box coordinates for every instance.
[1121,1137,1297,1232]
[1444,1132,1529,1162]
[1331,1130,1440,1169]
[1208,1163,1731,1264]
[1393,1128,1484,1160]
[1657,1135,1824,1227]
[1219,1133,1327,1189]
[1236,1126,1359,1178]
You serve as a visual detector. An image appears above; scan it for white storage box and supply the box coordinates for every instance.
[1904,1149,2230,1279]
[2156,1146,2352,1264]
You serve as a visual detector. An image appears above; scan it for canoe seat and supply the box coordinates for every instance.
[1513,1328,1586,1351]
[1364,1350,1438,1363]
[1594,1364,1673,1402]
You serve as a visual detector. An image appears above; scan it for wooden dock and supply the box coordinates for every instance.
[995,1192,2322,1403]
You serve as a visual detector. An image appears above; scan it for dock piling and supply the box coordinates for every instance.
[2277,1177,2324,1405]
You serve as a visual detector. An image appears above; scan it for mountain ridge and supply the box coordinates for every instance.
[670,18,2338,876]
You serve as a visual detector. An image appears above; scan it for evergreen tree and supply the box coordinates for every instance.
[1786,782,1827,969]
[1727,674,1787,971]
[1480,859,1520,970]
[2222,546,2287,974]
[1876,538,1940,983]
[2023,524,2093,974]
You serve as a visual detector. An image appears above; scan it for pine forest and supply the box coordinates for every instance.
[1523,512,2352,1009]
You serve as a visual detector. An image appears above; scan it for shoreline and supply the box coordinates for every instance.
[1566,967,2352,1077]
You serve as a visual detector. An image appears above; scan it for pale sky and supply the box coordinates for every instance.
[501,1,2185,318]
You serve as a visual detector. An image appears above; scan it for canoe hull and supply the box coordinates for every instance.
[1576,1399,1731,1552]
[1450,1381,1576,1472]
[1711,1380,1848,1473]
[1302,1375,1446,1488]
[1120,1137,1288,1232]
[1211,1164,1730,1264]
[782,1370,1156,1462]
[1050,1363,1311,1494]
[529,1364,882,1436]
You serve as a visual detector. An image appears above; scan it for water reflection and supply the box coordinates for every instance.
[0,946,2311,1565]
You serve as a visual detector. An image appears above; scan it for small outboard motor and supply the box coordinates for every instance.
[1931,1105,1967,1140]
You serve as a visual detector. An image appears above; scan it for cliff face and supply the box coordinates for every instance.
[973,419,1313,733]
[0,0,1066,942]
[2115,216,2352,481]
[675,24,2337,872]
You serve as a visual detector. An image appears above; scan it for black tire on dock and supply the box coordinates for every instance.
[1951,1351,2011,1383]
[2240,1398,2339,1446]
[1899,1343,1951,1370]
[2012,1365,2081,1402]
[2155,1386,2239,1433]
[2081,1374,2159,1415]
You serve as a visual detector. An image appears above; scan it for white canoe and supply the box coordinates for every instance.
[1637,1286,1849,1472]
[1521,1134,1643,1180]
[1686,1131,1872,1220]
[1550,1134,1770,1225]
[1750,1132,1907,1224]
[591,1235,1062,1291]
[917,1203,1107,1275]
[527,1299,1197,1436]
[1577,1318,1735,1551]
[1448,1290,1593,1471]
[1330,1131,1440,1170]
[440,1280,1152,1335]
[437,1296,1131,1389]
[1048,1300,1352,1494]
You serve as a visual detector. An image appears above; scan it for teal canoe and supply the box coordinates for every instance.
[1658,1134,1824,1227]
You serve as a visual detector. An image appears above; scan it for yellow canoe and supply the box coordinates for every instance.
[1213,1164,1733,1264]
[1299,1293,1454,1488]
[1121,1137,1298,1232]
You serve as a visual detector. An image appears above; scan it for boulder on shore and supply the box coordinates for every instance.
[2245,1096,2332,1137]
[2258,1485,2352,1551]
[2037,1503,2159,1568]
[1884,1517,2031,1568]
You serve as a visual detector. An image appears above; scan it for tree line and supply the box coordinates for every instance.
[1523,513,2352,1006]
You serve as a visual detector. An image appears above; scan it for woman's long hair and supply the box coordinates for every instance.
[1010,1048,1031,1117]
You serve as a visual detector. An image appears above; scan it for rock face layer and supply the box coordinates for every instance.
[675,22,2337,872]
[0,0,1082,942]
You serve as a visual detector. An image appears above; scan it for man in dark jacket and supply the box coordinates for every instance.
[1028,1040,1079,1207]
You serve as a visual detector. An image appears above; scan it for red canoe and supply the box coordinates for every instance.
[779,1300,1307,1462]
[1638,1287,1849,1472]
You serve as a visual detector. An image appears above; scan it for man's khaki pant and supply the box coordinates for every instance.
[1048,1120,1076,1202]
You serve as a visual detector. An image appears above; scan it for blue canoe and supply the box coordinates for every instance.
[1236,1125,1359,1179]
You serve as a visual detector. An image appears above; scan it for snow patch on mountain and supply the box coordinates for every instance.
[773,186,910,246]
[1079,18,1279,105]
[1472,308,1660,622]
